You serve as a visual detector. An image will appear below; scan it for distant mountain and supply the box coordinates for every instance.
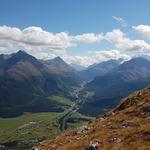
[42,56,75,75]
[80,57,150,115]
[70,63,86,71]
[42,56,83,85]
[37,86,150,150]
[79,59,121,80]
[0,51,80,117]
[138,54,150,61]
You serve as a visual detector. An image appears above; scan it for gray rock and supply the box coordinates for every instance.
[86,141,99,150]
[76,125,90,134]
[0,145,5,149]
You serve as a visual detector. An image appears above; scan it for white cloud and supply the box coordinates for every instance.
[133,25,150,39]
[73,33,103,43]
[35,52,56,60]
[105,29,124,43]
[0,25,105,56]
[63,50,130,67]
[112,16,128,27]
[0,26,73,51]
[0,25,105,67]
[1,25,150,67]
[105,29,150,53]
[0,26,22,41]
[89,50,130,60]
[63,55,95,67]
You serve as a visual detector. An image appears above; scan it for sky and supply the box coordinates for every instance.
[0,0,150,66]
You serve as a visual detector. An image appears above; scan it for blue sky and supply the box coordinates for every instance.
[0,0,150,66]
[1,0,150,33]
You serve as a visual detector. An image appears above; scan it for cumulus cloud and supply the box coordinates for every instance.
[63,50,130,67]
[63,55,95,67]
[112,16,128,27]
[0,26,74,52]
[34,51,56,60]
[0,26,104,53]
[89,50,130,60]
[1,25,150,67]
[0,26,22,41]
[133,25,150,39]
[73,33,103,43]
[105,29,124,43]
[105,29,150,53]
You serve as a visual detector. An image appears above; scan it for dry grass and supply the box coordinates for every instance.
[37,87,150,150]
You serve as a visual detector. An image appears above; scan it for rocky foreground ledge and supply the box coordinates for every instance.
[35,87,150,150]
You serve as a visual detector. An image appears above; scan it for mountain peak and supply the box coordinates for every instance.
[120,57,150,70]
[129,57,149,62]
[16,50,27,54]
[54,56,63,60]
[42,56,76,75]
[13,50,32,59]
[51,56,65,64]
[0,50,44,70]
[80,59,121,80]
[0,50,29,61]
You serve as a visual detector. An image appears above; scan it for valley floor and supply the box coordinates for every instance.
[0,95,92,149]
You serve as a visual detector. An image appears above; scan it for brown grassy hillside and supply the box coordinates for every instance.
[36,87,150,150]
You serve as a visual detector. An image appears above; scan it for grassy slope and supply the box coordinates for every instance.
[38,87,150,150]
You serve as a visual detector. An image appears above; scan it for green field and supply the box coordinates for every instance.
[0,95,92,149]
[48,95,73,106]
[0,112,62,144]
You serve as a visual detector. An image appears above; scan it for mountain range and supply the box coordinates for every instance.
[80,57,150,115]
[79,59,121,80]
[0,50,81,117]
[1,50,150,149]
[1,50,150,118]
